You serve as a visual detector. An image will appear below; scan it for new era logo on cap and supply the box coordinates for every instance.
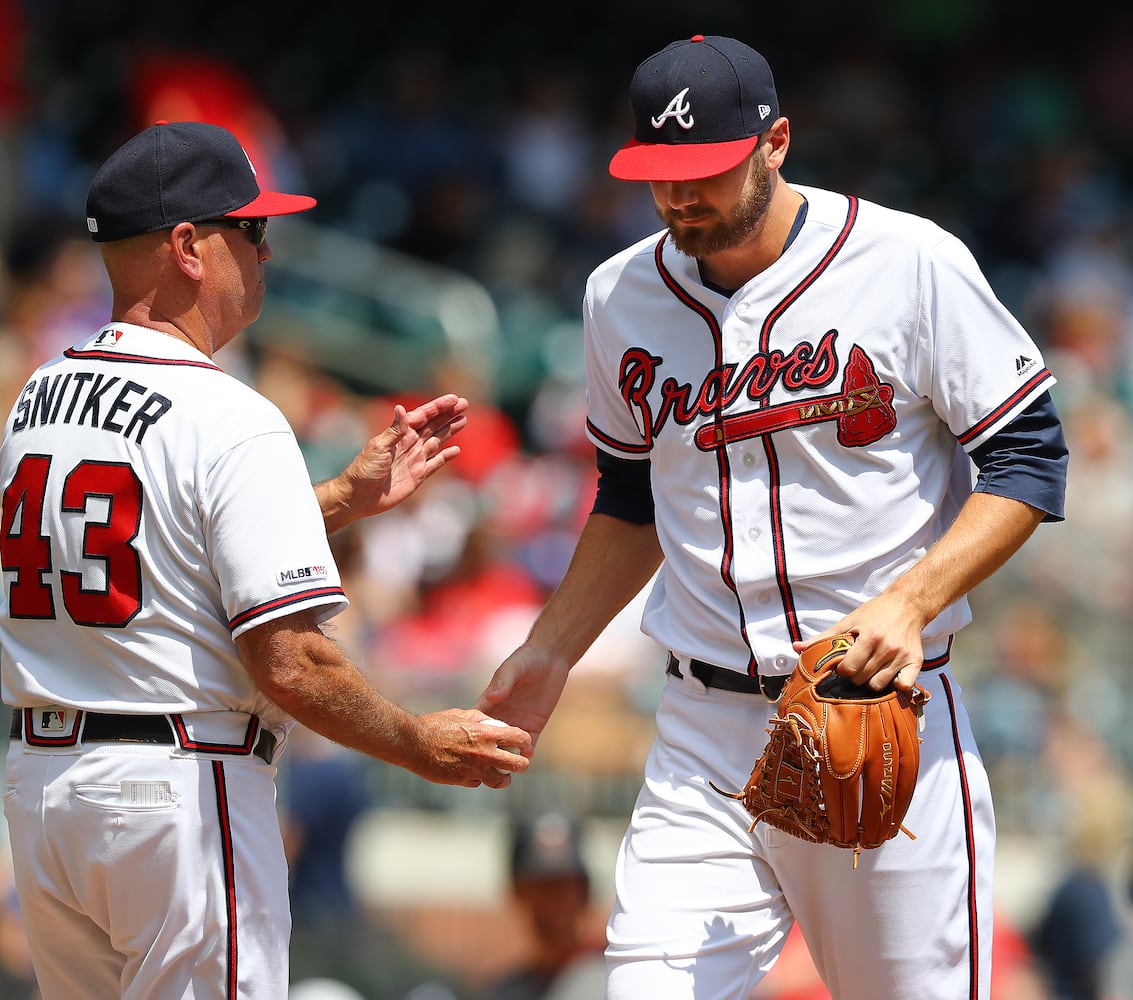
[609,34,780,183]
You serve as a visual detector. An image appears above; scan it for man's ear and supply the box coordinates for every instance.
[763,117,791,169]
[168,221,205,280]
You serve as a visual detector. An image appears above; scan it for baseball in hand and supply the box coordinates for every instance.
[484,718,522,773]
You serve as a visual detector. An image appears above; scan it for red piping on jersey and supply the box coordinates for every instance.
[757,198,859,356]
[585,418,650,454]
[759,196,859,642]
[63,347,223,370]
[654,235,755,672]
[939,673,981,997]
[228,586,346,631]
[210,761,240,1000]
[652,197,861,657]
[957,368,1052,447]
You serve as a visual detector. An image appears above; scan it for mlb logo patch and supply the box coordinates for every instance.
[93,328,124,347]
[23,706,81,745]
[40,709,66,731]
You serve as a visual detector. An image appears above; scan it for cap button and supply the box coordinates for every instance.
[691,34,704,42]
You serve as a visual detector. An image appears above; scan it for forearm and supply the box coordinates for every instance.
[887,491,1046,627]
[237,618,421,767]
[525,512,663,666]
[810,491,1049,689]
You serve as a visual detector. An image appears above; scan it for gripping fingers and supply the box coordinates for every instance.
[483,718,527,775]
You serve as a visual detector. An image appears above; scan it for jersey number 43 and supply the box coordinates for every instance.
[2,454,143,627]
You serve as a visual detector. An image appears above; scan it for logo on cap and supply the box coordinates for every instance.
[651,88,695,130]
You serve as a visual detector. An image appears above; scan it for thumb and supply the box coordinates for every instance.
[385,404,409,439]
[366,405,410,456]
[475,682,508,714]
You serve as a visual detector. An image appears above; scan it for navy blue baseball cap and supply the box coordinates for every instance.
[86,120,316,243]
[609,35,779,182]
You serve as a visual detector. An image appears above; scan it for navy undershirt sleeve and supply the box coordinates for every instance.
[591,448,655,524]
[969,391,1068,522]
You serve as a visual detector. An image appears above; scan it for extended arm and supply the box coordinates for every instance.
[237,607,531,787]
[476,512,663,742]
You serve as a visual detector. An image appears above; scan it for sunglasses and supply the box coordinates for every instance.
[197,217,268,247]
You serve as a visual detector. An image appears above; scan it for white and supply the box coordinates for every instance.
[582,185,1052,998]
[1,321,349,998]
[605,667,994,1000]
[583,186,1055,672]
[0,323,347,736]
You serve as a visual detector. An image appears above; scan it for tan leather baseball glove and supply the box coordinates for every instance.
[712,633,931,867]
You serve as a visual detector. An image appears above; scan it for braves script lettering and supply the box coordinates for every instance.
[619,329,839,445]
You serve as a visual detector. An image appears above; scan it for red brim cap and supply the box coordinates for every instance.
[225,190,317,218]
[608,135,760,182]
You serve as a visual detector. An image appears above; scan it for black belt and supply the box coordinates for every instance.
[8,710,277,764]
[666,653,788,701]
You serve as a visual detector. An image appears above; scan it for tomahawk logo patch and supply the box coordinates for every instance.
[695,346,896,450]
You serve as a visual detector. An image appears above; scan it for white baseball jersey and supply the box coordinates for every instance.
[583,184,1056,674]
[0,321,347,735]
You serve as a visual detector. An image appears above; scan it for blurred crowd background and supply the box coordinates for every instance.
[3,0,1133,997]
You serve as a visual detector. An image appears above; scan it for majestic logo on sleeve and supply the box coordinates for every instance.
[617,331,896,449]
[652,88,695,130]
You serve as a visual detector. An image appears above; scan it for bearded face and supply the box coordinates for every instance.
[654,146,774,258]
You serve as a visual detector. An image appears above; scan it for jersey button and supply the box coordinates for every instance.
[748,528,760,540]
[758,591,772,604]
[743,452,755,467]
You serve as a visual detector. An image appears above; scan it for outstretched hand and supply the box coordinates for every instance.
[475,644,572,749]
[318,393,469,534]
